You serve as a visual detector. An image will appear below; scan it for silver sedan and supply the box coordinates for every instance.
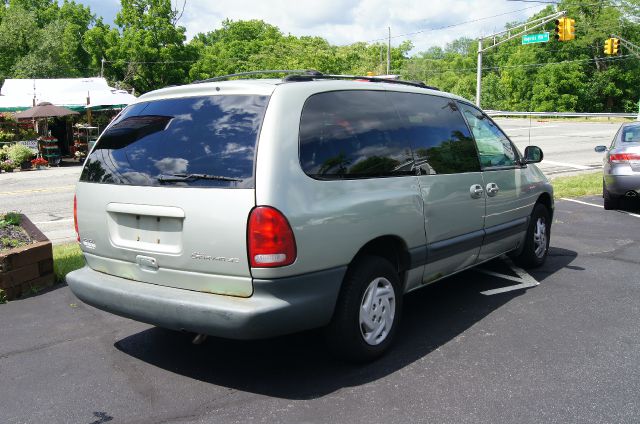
[595,122,640,209]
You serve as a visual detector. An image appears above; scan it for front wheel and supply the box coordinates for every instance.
[513,203,550,269]
[325,256,402,362]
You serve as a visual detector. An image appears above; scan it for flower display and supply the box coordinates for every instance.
[30,157,49,167]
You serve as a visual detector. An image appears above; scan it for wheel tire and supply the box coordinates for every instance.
[513,203,551,269]
[325,256,402,362]
[603,181,620,210]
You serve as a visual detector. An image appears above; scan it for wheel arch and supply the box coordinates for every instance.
[536,192,554,220]
[349,235,410,282]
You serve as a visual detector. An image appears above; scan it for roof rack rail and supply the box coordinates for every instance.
[283,72,439,90]
[192,70,321,84]
[192,69,438,91]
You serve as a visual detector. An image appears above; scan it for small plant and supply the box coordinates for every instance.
[0,212,21,228]
[31,157,48,167]
[0,236,24,248]
[0,159,14,172]
[7,143,34,164]
[0,131,14,143]
[0,145,8,161]
[0,289,7,304]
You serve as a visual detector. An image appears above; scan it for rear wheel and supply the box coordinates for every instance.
[513,203,550,269]
[603,181,620,210]
[325,256,402,362]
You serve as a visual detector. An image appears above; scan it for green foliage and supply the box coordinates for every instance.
[0,211,22,228]
[0,289,6,304]
[6,143,34,164]
[53,243,84,283]
[401,0,640,112]
[0,0,638,112]
[551,172,602,198]
[0,236,24,248]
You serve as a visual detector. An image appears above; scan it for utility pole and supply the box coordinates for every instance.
[387,27,391,75]
[475,10,566,108]
[476,39,483,107]
[101,58,105,78]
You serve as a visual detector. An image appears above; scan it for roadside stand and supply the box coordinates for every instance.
[14,102,79,167]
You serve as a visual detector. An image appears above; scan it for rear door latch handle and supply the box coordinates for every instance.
[486,182,500,197]
[470,184,484,199]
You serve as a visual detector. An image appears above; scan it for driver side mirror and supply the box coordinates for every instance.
[594,145,607,153]
[523,146,543,164]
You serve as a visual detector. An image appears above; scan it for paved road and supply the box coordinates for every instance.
[1,197,639,423]
[0,120,621,245]
[0,166,80,244]
[496,118,618,175]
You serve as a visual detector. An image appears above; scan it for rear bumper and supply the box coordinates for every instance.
[67,265,346,339]
[604,174,640,196]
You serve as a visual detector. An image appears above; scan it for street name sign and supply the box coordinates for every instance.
[522,32,550,45]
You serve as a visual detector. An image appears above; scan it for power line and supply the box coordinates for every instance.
[363,5,544,43]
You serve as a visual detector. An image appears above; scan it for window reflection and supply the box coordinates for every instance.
[80,95,269,187]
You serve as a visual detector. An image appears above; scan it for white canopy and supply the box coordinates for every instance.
[0,78,136,111]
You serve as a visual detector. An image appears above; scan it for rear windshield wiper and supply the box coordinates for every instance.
[157,173,243,183]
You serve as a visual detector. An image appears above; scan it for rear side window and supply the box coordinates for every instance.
[622,125,640,143]
[80,95,269,188]
[387,92,481,174]
[299,90,414,179]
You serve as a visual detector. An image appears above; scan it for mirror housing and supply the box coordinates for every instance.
[594,145,607,153]
[522,145,543,164]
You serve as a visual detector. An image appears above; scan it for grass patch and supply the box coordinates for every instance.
[53,243,84,283]
[550,172,602,199]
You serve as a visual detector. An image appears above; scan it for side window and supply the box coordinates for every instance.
[457,102,518,169]
[388,92,480,174]
[299,91,413,179]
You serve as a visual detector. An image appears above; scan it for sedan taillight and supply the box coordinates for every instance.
[609,153,640,164]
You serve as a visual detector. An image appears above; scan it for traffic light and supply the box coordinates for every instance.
[612,38,620,54]
[566,18,576,41]
[555,18,566,41]
[604,38,613,55]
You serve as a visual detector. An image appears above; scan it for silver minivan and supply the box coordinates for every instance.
[68,72,553,361]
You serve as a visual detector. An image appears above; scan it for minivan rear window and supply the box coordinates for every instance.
[80,95,269,188]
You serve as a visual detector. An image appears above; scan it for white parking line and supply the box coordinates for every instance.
[475,258,539,295]
[542,160,593,170]
[561,198,640,218]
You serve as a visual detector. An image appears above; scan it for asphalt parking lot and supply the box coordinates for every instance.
[2,196,639,424]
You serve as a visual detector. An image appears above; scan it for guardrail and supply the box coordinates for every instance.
[485,110,638,119]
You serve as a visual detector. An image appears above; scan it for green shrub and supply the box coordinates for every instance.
[0,131,14,143]
[0,145,9,161]
[7,143,34,164]
[0,212,21,228]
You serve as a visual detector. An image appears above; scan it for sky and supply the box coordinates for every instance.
[79,0,550,55]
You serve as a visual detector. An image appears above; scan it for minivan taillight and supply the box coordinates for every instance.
[73,194,79,242]
[610,153,640,164]
[248,206,297,268]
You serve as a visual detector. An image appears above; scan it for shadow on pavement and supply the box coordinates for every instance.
[114,250,577,400]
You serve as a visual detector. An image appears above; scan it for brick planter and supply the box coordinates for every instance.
[0,215,54,300]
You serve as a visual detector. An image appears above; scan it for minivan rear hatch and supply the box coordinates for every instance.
[76,91,271,297]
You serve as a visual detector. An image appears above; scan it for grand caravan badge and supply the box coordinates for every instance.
[191,252,240,263]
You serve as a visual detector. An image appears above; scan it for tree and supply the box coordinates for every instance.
[102,0,196,92]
